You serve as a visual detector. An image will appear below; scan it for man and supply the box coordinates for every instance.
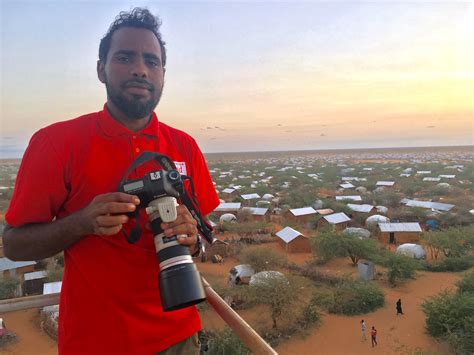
[371,326,378,347]
[3,8,219,354]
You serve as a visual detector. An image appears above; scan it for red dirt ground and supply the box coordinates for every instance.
[1,241,462,354]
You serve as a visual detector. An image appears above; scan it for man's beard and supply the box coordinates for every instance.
[105,79,163,120]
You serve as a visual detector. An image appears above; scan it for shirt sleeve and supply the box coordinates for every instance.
[189,141,219,216]
[5,129,69,227]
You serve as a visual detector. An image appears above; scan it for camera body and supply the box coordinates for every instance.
[119,169,206,312]
[121,169,183,210]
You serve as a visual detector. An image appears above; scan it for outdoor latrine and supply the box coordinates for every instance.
[23,270,47,296]
[358,260,375,281]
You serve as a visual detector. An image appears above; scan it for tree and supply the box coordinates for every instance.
[238,247,286,272]
[0,277,19,300]
[423,226,474,259]
[312,231,380,266]
[385,254,419,287]
[249,273,296,329]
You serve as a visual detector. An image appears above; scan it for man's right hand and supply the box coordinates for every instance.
[76,192,140,236]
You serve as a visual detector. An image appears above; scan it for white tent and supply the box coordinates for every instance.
[365,214,389,227]
[342,227,371,239]
[396,244,426,259]
[219,213,237,223]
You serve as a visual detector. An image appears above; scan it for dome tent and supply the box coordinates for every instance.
[366,214,389,227]
[342,227,371,239]
[396,243,426,259]
[219,213,237,223]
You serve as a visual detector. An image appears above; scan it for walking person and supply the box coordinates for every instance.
[396,298,404,315]
[371,326,378,347]
[360,320,366,341]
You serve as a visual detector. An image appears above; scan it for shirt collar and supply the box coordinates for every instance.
[98,103,159,138]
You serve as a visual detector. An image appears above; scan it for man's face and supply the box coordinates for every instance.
[98,27,165,120]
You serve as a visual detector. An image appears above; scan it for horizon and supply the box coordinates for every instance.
[1,143,472,161]
[1,1,473,158]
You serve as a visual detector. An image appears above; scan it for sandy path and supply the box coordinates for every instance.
[1,308,57,355]
[276,271,458,355]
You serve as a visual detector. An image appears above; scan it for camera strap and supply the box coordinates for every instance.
[119,152,216,244]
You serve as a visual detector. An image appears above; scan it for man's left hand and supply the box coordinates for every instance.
[160,205,199,254]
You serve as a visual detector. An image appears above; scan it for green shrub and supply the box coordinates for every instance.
[385,255,419,286]
[424,256,474,272]
[329,280,385,315]
[0,277,19,300]
[422,291,474,354]
[207,327,250,355]
[457,271,474,294]
[238,247,286,272]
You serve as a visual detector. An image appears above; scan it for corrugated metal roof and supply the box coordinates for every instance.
[378,223,422,232]
[243,207,269,216]
[439,175,455,179]
[404,200,455,211]
[215,202,241,212]
[43,281,62,295]
[276,226,305,243]
[347,204,374,213]
[222,188,235,194]
[290,207,317,216]
[376,181,395,186]
[324,212,351,224]
[336,195,362,201]
[423,177,441,182]
[24,270,47,281]
[241,193,261,200]
[0,258,36,272]
[340,183,355,189]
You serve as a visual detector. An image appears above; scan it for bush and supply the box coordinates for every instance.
[207,327,250,355]
[329,280,385,315]
[457,271,474,294]
[422,291,474,354]
[424,256,474,272]
[422,271,474,354]
[238,247,286,272]
[385,255,419,286]
[0,277,19,300]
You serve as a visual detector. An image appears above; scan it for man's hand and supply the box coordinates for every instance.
[76,192,140,236]
[160,205,199,254]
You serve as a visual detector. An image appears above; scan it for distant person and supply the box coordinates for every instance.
[3,7,219,354]
[396,298,404,315]
[0,317,6,337]
[371,326,378,347]
[360,319,366,341]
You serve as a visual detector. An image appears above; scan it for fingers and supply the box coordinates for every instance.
[94,192,140,205]
[161,205,197,238]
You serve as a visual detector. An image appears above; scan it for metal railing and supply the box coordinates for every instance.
[0,276,278,354]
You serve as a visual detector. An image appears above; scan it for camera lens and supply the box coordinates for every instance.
[169,170,180,180]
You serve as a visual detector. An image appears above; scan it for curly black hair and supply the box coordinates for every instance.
[98,7,166,67]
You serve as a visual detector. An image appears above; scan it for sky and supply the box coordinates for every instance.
[1,0,473,158]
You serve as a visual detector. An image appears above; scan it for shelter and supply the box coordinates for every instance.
[358,260,375,280]
[396,244,426,259]
[343,227,371,239]
[376,181,395,187]
[214,202,241,215]
[336,195,362,202]
[219,213,237,223]
[403,199,454,212]
[377,222,422,244]
[241,207,269,221]
[347,204,374,214]
[287,207,317,222]
[0,258,36,280]
[228,264,255,285]
[318,212,351,231]
[23,270,47,296]
[275,227,311,253]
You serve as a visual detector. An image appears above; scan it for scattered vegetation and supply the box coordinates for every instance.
[328,279,385,315]
[0,277,19,300]
[311,230,380,266]
[422,271,474,354]
[238,247,286,272]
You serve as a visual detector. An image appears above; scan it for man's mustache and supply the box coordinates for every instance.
[122,79,155,91]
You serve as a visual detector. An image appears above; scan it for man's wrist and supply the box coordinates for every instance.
[190,235,202,258]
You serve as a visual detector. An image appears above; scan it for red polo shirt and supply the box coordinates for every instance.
[6,105,219,354]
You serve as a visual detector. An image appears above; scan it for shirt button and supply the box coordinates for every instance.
[135,148,140,153]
